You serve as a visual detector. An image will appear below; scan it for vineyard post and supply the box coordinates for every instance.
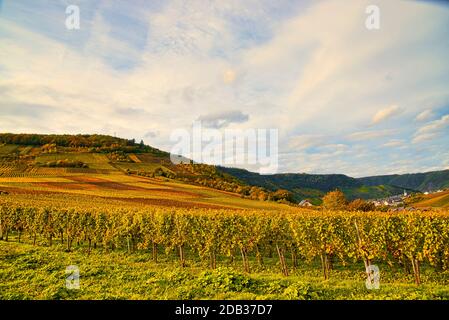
[210,251,217,269]
[411,257,421,285]
[240,246,250,273]
[320,253,329,280]
[276,243,288,277]
[179,244,185,267]
[354,220,372,279]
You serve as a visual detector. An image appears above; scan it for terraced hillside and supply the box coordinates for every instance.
[0,141,287,210]
[412,190,449,208]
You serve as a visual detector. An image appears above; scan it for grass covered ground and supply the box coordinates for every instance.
[414,190,449,208]
[1,241,448,300]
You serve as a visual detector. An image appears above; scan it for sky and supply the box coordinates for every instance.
[0,0,448,177]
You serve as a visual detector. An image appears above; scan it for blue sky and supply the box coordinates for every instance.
[0,0,448,177]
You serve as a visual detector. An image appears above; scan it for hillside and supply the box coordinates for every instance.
[218,167,361,190]
[409,190,449,208]
[218,167,412,202]
[0,135,288,210]
[358,170,449,192]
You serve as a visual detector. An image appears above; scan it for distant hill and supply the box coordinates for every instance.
[357,170,449,192]
[411,190,449,208]
[218,167,412,202]
[218,167,361,190]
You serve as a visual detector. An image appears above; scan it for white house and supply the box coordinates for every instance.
[299,200,313,207]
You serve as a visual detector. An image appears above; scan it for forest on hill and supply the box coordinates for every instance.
[358,170,449,192]
[0,133,166,155]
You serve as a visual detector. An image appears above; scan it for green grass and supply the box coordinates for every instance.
[35,153,115,170]
[431,195,449,207]
[343,185,403,200]
[0,144,19,155]
[415,191,449,208]
[19,146,33,156]
[1,241,448,300]
[114,162,167,172]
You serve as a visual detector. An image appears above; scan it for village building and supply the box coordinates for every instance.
[299,200,313,207]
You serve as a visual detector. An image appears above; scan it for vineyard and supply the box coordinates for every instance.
[1,202,448,287]
[0,164,69,178]
[0,138,448,299]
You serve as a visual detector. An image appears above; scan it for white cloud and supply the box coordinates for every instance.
[288,134,326,150]
[412,133,437,144]
[383,139,405,148]
[415,109,434,122]
[372,105,402,124]
[416,114,449,135]
[347,129,397,141]
[413,114,449,144]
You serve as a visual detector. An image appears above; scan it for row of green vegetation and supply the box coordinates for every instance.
[0,133,165,155]
[1,204,448,286]
[35,159,88,168]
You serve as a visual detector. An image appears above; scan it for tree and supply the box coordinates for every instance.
[272,189,293,202]
[348,199,375,212]
[322,189,347,210]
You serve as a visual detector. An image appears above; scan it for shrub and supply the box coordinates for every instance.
[322,189,347,210]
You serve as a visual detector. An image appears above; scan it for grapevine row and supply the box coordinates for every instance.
[1,204,448,284]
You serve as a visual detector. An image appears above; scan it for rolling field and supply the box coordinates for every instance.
[414,190,449,208]
[113,162,170,173]
[35,153,116,170]
[0,169,284,211]
[0,144,19,155]
[0,148,289,210]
